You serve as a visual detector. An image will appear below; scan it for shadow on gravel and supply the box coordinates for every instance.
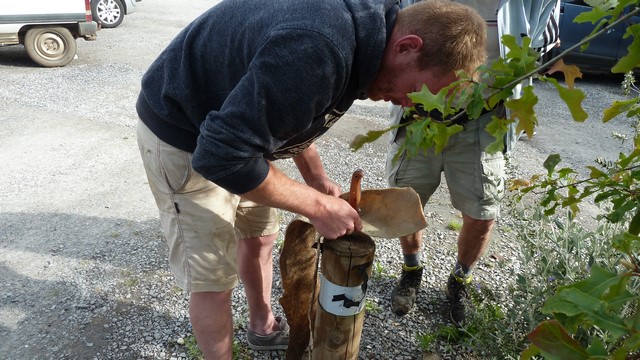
[0,212,162,265]
[0,211,199,359]
[0,45,41,68]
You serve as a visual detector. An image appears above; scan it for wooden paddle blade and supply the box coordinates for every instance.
[340,187,427,238]
[279,219,319,358]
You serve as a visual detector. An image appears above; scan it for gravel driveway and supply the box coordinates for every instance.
[0,1,635,359]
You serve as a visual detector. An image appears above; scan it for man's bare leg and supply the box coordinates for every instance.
[236,233,281,335]
[190,290,233,360]
[456,214,494,271]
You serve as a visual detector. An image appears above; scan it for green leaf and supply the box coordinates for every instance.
[550,80,588,122]
[505,86,538,137]
[617,148,640,169]
[543,154,562,176]
[568,265,624,297]
[585,338,608,357]
[408,83,447,114]
[484,116,511,154]
[629,209,640,235]
[613,347,632,360]
[542,266,634,339]
[575,2,610,24]
[550,288,628,339]
[520,343,541,359]
[586,166,606,179]
[466,82,488,119]
[593,189,619,203]
[501,35,539,75]
[431,122,464,154]
[560,88,588,122]
[612,24,640,74]
[557,167,577,178]
[527,320,589,359]
[611,231,640,254]
[350,128,394,151]
[620,331,640,354]
[607,201,638,224]
[627,106,640,118]
[404,119,431,157]
[602,98,639,122]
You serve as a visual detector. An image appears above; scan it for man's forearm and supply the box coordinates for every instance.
[241,162,325,217]
[239,162,361,239]
[293,144,329,185]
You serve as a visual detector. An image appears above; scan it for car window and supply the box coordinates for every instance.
[559,0,624,59]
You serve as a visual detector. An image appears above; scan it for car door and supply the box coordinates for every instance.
[557,0,625,70]
[615,6,640,61]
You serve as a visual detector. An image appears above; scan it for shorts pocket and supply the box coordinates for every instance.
[157,142,193,194]
[480,152,505,205]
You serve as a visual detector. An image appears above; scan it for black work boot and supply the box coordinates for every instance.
[390,265,423,316]
[446,273,473,327]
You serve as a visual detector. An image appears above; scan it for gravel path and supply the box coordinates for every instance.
[0,92,539,359]
[0,1,625,359]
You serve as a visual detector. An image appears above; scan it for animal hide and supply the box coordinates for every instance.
[279,219,320,359]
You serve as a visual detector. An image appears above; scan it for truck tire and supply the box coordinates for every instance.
[92,0,125,29]
[24,27,77,67]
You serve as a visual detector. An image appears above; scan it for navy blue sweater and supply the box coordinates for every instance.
[137,0,398,194]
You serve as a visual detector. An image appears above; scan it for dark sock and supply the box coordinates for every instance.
[453,260,471,279]
[403,253,421,268]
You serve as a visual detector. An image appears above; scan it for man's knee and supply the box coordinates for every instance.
[461,215,494,233]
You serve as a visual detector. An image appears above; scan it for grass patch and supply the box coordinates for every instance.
[184,335,203,359]
[447,219,462,231]
[365,298,382,313]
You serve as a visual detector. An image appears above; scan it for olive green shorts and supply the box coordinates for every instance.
[386,112,505,220]
[137,120,279,293]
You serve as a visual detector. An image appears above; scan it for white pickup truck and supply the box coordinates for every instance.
[0,0,98,67]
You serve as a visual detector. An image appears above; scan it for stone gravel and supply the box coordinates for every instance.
[0,91,530,359]
[0,1,624,359]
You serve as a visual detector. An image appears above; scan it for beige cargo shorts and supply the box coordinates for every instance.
[137,120,279,292]
[386,111,505,220]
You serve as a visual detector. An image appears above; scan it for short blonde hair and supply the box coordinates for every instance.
[396,0,487,75]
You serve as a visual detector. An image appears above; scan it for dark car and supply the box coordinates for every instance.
[550,0,639,73]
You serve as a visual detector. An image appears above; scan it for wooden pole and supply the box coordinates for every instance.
[312,232,375,359]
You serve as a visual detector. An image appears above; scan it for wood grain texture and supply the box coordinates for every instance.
[279,219,320,359]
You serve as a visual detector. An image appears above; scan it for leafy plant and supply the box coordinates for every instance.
[417,325,462,353]
[431,204,628,358]
[371,261,386,280]
[365,298,382,313]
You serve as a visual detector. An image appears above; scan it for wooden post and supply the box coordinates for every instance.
[312,232,375,360]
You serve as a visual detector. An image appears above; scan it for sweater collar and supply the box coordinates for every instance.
[347,0,400,99]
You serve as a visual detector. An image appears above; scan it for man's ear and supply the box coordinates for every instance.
[395,35,423,54]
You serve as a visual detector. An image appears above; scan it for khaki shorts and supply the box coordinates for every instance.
[386,112,505,220]
[137,120,279,292]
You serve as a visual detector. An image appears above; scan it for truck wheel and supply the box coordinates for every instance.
[92,0,125,28]
[24,27,77,67]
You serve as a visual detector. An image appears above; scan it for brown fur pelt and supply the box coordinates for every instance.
[279,219,320,359]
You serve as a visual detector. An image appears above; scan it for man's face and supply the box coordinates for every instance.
[368,61,457,107]
[368,33,458,107]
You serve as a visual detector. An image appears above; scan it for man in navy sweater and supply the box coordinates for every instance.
[136,0,486,357]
